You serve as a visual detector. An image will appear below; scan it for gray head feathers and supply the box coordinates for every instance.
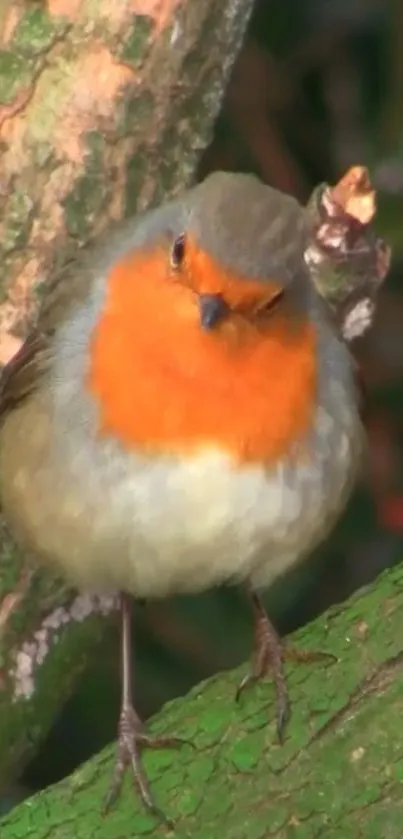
[186,172,308,284]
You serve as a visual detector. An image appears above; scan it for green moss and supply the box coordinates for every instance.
[4,566,403,836]
[63,177,101,238]
[85,130,106,161]
[0,51,32,105]
[125,153,148,216]
[119,91,154,136]
[12,8,67,56]
[225,734,262,771]
[0,566,111,790]
[0,524,25,594]
[152,157,181,204]
[119,15,153,67]
[2,191,34,252]
[62,132,109,239]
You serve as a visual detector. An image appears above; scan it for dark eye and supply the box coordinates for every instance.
[170,233,186,269]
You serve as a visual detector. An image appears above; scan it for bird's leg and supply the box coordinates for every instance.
[236,589,335,743]
[104,593,185,824]
[236,590,290,741]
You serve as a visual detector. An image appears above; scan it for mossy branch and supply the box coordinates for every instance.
[2,563,403,838]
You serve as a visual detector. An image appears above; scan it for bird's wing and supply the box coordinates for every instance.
[0,255,94,418]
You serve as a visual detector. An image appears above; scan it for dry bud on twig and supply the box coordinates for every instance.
[305,166,391,342]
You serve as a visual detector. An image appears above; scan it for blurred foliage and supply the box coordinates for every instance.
[12,0,403,810]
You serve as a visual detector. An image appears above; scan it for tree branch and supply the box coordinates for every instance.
[2,562,403,837]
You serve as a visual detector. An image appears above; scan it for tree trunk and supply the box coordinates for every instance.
[0,0,254,359]
[0,0,254,787]
[2,562,403,837]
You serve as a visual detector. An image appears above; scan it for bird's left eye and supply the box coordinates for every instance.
[170,233,186,269]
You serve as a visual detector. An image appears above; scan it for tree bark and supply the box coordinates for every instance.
[2,562,403,837]
[0,0,255,787]
[0,0,254,358]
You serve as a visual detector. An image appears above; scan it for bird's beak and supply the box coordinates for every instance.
[198,294,229,330]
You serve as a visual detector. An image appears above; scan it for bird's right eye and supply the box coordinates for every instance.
[170,233,186,269]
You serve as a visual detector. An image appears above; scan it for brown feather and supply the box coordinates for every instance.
[0,254,95,421]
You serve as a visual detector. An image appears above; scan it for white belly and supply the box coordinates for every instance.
[1,398,362,598]
[88,434,360,597]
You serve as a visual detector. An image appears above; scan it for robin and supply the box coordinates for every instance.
[0,171,365,819]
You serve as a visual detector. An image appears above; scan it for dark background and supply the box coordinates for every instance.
[9,0,403,809]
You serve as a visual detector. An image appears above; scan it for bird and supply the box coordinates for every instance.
[0,171,365,820]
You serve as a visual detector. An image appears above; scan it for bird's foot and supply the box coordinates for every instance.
[236,592,336,743]
[104,704,187,825]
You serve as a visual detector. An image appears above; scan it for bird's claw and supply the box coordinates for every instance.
[103,705,186,826]
[236,592,336,744]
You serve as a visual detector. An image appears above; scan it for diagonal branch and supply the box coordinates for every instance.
[2,562,403,837]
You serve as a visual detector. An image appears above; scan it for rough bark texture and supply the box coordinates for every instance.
[0,0,254,787]
[2,562,403,838]
[0,516,121,791]
[0,0,254,361]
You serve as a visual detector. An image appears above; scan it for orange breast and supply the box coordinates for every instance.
[87,248,317,465]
